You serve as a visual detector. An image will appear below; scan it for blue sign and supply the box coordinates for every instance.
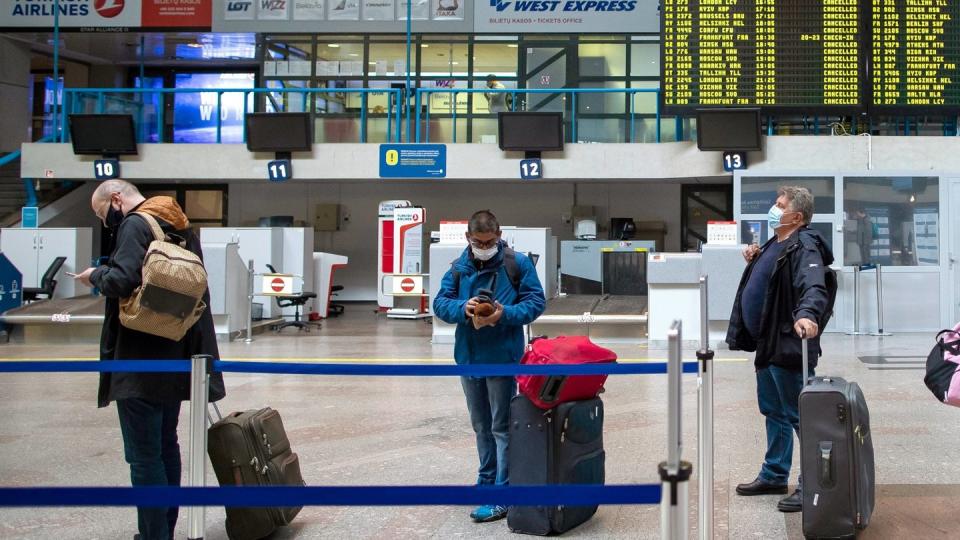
[94,159,120,180]
[520,158,542,179]
[380,144,446,179]
[21,207,38,229]
[0,253,23,333]
[268,160,292,182]
[722,152,747,172]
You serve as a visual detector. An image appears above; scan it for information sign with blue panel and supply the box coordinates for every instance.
[94,159,120,180]
[520,158,542,180]
[267,160,292,182]
[380,144,446,178]
[21,207,38,229]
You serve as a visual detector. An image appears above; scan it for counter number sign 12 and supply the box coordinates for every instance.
[722,152,747,172]
[520,158,542,180]
[94,159,120,180]
[268,159,291,182]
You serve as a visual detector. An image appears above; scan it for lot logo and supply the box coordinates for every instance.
[489,0,637,12]
[94,0,125,18]
[226,1,253,13]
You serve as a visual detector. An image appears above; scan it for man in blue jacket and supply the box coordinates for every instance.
[434,210,546,523]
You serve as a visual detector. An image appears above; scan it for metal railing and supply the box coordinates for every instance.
[414,87,663,144]
[60,87,405,144]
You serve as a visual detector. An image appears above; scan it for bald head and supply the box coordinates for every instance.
[91,179,145,225]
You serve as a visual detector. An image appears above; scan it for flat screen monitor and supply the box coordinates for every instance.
[245,113,312,153]
[696,108,762,151]
[498,112,564,152]
[69,114,138,155]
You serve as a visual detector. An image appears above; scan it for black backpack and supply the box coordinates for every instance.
[820,267,839,331]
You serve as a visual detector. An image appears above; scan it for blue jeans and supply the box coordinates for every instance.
[756,365,812,487]
[117,398,182,540]
[461,376,515,486]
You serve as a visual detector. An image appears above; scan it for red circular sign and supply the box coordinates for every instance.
[400,277,416,292]
[271,277,286,292]
[94,0,125,18]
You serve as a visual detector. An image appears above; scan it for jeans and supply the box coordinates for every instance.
[756,365,812,487]
[117,398,183,540]
[460,376,515,486]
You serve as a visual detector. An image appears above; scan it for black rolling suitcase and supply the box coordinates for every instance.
[207,406,305,540]
[507,394,605,535]
[799,337,875,539]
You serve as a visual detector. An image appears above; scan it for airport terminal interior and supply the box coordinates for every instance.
[1,1,960,539]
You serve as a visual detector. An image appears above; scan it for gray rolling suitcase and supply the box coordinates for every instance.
[507,394,605,535]
[799,337,875,539]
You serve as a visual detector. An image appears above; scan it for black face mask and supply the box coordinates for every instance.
[104,205,124,229]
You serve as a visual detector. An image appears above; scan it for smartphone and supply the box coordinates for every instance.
[65,272,78,277]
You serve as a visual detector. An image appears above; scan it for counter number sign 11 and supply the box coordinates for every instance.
[520,158,542,180]
[722,152,747,172]
[94,159,120,180]
[268,159,291,182]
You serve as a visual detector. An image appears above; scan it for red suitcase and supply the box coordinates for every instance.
[517,336,617,409]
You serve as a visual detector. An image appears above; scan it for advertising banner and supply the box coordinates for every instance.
[257,0,289,19]
[398,0,429,20]
[474,0,658,33]
[224,0,255,20]
[362,0,394,20]
[327,0,360,19]
[142,0,212,27]
[2,0,215,29]
[393,207,425,275]
[293,0,325,19]
[432,0,463,20]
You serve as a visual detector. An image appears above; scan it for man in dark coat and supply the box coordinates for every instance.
[74,179,226,540]
[726,185,833,513]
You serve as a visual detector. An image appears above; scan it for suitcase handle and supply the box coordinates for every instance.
[801,329,810,386]
[818,441,834,488]
[539,375,566,403]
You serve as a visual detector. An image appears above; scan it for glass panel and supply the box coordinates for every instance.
[185,191,224,220]
[472,79,518,114]
[264,80,309,113]
[738,219,833,249]
[423,80,468,114]
[630,43,660,77]
[576,118,625,143]
[315,117,361,143]
[315,42,365,65]
[630,80,660,115]
[173,73,255,143]
[632,117,664,143]
[472,118,499,144]
[578,43,627,77]
[740,177,836,215]
[473,43,519,78]
[578,82,626,114]
[524,47,567,112]
[420,42,469,77]
[843,177,939,267]
[416,117,467,143]
[368,42,410,77]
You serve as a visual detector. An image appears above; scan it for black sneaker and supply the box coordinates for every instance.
[735,477,789,496]
[777,489,802,513]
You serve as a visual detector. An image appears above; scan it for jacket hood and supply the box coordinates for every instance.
[136,196,190,230]
[799,227,834,266]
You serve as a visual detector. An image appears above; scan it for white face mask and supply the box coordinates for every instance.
[768,205,784,231]
[472,245,498,261]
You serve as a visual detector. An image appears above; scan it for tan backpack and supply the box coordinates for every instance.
[119,212,208,342]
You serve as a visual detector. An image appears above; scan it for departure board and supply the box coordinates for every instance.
[662,0,864,111]
[870,0,960,111]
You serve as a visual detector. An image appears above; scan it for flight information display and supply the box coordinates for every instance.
[870,0,960,110]
[662,0,864,111]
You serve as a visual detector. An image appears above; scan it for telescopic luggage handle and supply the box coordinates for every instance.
[801,328,810,386]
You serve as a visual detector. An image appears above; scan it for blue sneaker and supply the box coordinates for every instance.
[470,504,508,523]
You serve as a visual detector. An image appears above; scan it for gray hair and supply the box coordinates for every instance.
[92,179,140,204]
[777,185,814,225]
[468,209,500,234]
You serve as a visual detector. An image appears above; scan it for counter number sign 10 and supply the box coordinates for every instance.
[268,159,291,182]
[520,158,542,180]
[94,159,120,180]
[722,152,747,172]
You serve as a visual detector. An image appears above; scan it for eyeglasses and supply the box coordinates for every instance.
[469,237,498,249]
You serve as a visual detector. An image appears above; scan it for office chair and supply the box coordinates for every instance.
[23,256,66,302]
[265,264,317,332]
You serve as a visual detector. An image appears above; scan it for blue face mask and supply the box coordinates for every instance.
[768,205,784,232]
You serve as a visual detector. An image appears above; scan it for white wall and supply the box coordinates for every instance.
[228,181,686,300]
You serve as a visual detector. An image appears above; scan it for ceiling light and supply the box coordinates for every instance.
[349,53,359,57]
[508,44,518,48]
[452,61,459,65]
[421,44,429,48]
[327,44,340,48]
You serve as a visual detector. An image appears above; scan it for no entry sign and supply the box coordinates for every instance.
[261,274,294,296]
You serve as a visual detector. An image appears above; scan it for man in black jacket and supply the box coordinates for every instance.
[74,179,225,540]
[726,185,833,513]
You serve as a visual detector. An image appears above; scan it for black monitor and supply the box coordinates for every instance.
[610,218,637,240]
[68,114,138,156]
[498,112,564,152]
[696,108,762,151]
[245,113,312,153]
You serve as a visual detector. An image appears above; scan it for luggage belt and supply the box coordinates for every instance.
[0,296,104,325]
[535,294,647,324]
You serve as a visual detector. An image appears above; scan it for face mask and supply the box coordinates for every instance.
[104,203,124,229]
[472,244,499,261]
[767,205,784,231]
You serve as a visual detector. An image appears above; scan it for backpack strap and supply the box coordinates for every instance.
[132,211,165,243]
[449,246,522,297]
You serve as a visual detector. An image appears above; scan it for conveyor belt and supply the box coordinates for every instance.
[592,295,647,316]
[541,294,602,316]
[535,294,648,325]
[0,296,105,324]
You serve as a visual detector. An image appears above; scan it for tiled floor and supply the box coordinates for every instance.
[0,305,957,539]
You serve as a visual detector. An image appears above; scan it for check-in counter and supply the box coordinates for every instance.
[202,242,250,340]
[647,253,702,345]
[702,244,747,345]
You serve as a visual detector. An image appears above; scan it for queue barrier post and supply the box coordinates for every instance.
[697,277,715,540]
[659,320,692,540]
[187,354,212,540]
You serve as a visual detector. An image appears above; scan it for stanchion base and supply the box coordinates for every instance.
[869,332,893,337]
[244,338,255,344]
[845,332,870,336]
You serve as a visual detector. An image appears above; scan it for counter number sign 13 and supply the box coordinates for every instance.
[94,159,120,180]
[268,159,291,182]
[722,152,747,172]
[520,158,542,180]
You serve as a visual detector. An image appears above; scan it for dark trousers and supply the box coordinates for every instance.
[756,365,812,487]
[117,398,182,540]
[460,376,515,486]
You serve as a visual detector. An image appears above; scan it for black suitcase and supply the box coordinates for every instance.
[507,395,605,535]
[799,337,875,539]
[207,407,305,540]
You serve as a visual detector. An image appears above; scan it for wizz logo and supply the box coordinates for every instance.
[490,0,511,12]
[261,0,286,9]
